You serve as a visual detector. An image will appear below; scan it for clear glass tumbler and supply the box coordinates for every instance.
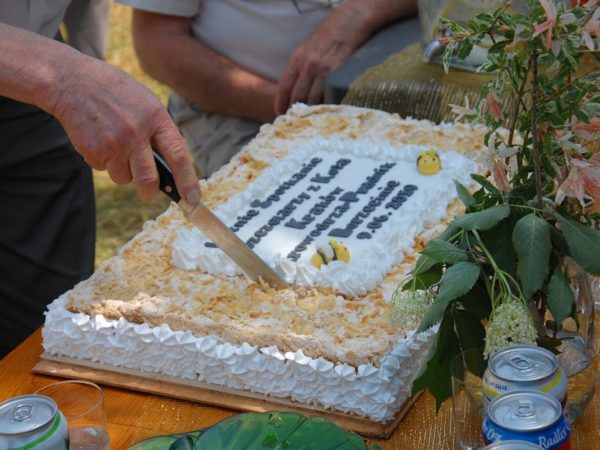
[36,380,110,450]
[450,347,486,450]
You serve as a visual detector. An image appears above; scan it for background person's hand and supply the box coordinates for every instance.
[275,10,359,115]
[275,0,418,116]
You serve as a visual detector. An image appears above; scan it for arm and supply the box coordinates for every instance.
[131,10,278,123]
[0,22,199,203]
[275,0,418,115]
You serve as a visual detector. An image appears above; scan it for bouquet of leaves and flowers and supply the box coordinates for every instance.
[392,0,600,407]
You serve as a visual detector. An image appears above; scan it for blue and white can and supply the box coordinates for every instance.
[482,391,571,450]
[482,441,544,450]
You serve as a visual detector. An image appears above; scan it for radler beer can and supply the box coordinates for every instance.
[483,345,567,407]
[482,441,544,450]
[0,395,68,449]
[482,391,571,450]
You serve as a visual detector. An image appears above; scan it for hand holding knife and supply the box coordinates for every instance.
[153,150,289,290]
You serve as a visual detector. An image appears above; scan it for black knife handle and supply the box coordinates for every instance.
[153,150,182,203]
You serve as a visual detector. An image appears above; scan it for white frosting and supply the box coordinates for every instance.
[172,137,477,295]
[43,294,437,423]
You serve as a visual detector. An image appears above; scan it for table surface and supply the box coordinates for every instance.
[1,329,600,449]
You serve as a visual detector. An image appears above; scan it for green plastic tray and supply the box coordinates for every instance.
[127,411,384,450]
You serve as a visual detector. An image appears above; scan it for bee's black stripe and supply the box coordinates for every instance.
[316,248,329,265]
[330,244,339,261]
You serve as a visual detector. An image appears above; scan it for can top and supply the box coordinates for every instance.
[0,395,57,435]
[489,345,558,382]
[487,391,562,432]
[482,441,544,450]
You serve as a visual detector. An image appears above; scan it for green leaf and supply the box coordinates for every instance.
[454,181,477,208]
[452,308,486,369]
[412,310,456,408]
[413,253,436,275]
[412,306,485,410]
[471,174,501,195]
[513,214,551,300]
[452,205,511,231]
[421,239,469,264]
[170,436,194,450]
[403,264,443,291]
[417,262,481,331]
[457,40,474,60]
[555,215,600,275]
[457,281,492,321]
[547,264,575,330]
[480,216,517,274]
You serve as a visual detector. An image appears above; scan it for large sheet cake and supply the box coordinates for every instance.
[42,104,486,423]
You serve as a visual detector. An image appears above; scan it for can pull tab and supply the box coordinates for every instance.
[515,400,534,417]
[10,403,33,422]
[507,355,534,371]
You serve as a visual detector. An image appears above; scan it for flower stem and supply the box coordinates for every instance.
[531,52,543,210]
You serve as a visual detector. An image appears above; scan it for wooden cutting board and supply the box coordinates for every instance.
[33,353,419,439]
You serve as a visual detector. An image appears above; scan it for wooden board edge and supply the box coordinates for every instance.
[33,354,419,439]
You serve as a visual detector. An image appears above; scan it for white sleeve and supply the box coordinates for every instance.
[115,0,200,17]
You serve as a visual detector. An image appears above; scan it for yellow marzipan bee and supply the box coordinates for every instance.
[417,148,441,175]
[310,239,351,269]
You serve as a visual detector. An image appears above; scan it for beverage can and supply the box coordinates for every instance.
[482,391,571,450]
[482,441,544,450]
[483,345,567,407]
[0,395,68,449]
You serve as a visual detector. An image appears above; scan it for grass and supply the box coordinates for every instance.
[94,4,170,265]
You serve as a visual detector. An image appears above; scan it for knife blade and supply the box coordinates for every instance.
[153,150,289,290]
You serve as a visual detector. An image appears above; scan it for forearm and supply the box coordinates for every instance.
[321,0,417,49]
[0,22,81,114]
[0,21,200,204]
[132,11,278,124]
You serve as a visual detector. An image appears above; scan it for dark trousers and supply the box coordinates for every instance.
[0,97,95,358]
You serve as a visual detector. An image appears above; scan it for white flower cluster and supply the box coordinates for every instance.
[390,289,433,331]
[484,300,537,358]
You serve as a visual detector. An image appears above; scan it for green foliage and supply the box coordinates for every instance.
[407,0,600,409]
[412,305,485,410]
[453,205,511,230]
[547,264,576,329]
[513,214,552,300]
[555,214,600,275]
[417,262,481,331]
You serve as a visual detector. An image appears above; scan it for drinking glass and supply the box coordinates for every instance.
[450,347,486,450]
[36,380,110,450]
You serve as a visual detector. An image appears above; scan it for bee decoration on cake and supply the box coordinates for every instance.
[417,148,441,175]
[310,239,351,269]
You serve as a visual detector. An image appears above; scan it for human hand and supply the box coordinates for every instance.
[275,2,378,115]
[275,0,417,116]
[275,25,357,115]
[48,54,199,204]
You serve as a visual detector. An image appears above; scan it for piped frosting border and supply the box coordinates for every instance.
[43,294,437,423]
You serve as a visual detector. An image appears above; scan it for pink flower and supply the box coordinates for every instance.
[556,166,586,205]
[485,91,503,120]
[558,156,600,206]
[492,157,511,192]
[448,96,474,122]
[573,117,600,140]
[533,0,557,50]
[583,173,600,203]
[581,6,600,51]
